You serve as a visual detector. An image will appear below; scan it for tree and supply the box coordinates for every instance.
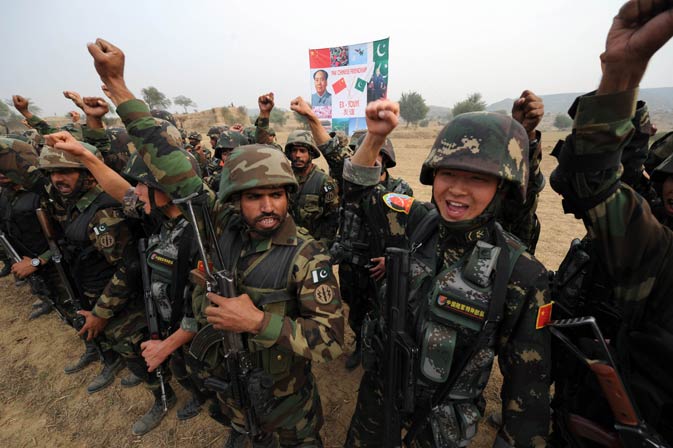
[399,91,429,127]
[141,87,171,110]
[174,95,196,113]
[451,92,487,117]
[554,113,573,129]
[270,109,288,126]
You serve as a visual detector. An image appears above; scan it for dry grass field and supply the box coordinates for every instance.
[0,125,586,447]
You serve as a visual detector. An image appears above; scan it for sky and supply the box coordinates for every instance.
[3,0,673,117]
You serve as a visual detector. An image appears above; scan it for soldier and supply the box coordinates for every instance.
[0,137,57,318]
[46,130,210,432]
[204,131,249,192]
[12,95,84,140]
[84,37,345,446]
[257,93,340,248]
[186,131,208,175]
[207,125,227,150]
[342,99,551,446]
[549,1,673,444]
[36,139,143,400]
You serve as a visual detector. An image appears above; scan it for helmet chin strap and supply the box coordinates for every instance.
[147,186,173,214]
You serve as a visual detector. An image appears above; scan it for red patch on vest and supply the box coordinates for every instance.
[382,193,414,214]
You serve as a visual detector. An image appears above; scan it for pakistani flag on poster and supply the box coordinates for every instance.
[308,38,389,135]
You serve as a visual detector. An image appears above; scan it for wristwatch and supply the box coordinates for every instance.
[30,258,41,267]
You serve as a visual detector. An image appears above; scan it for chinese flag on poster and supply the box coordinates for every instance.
[535,302,553,329]
[332,77,347,94]
[309,48,330,68]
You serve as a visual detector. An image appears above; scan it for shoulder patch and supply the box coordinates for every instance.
[93,224,108,236]
[314,283,335,305]
[98,233,115,249]
[323,183,336,202]
[310,267,331,284]
[382,192,414,214]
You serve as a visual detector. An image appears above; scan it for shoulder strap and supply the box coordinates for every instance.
[169,221,196,325]
[303,168,326,195]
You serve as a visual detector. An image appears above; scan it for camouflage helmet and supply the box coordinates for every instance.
[267,128,276,137]
[420,112,529,200]
[150,109,177,127]
[38,142,102,171]
[122,151,161,190]
[216,131,248,150]
[285,130,320,159]
[243,126,257,144]
[188,131,202,142]
[207,126,228,138]
[650,131,673,163]
[218,144,298,202]
[0,137,40,187]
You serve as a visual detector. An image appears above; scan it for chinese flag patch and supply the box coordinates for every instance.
[536,302,553,330]
[197,260,214,273]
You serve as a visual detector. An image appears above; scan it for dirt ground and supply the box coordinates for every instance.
[0,126,586,447]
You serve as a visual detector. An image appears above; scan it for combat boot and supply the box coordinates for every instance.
[176,393,204,421]
[131,385,177,436]
[120,371,143,388]
[28,300,53,320]
[64,340,100,374]
[87,356,123,394]
[0,261,11,278]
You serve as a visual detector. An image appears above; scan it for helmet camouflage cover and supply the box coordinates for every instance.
[150,109,177,127]
[38,142,102,171]
[188,131,202,142]
[285,130,320,159]
[218,144,298,202]
[216,131,249,150]
[651,133,673,184]
[243,126,257,144]
[0,137,41,188]
[420,112,529,200]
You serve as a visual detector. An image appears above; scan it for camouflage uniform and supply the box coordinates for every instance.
[204,131,248,192]
[550,89,673,444]
[38,145,146,387]
[344,113,551,447]
[284,131,340,249]
[115,100,344,446]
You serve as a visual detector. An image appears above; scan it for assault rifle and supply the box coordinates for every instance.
[381,247,418,448]
[137,238,168,411]
[548,316,670,448]
[174,192,271,438]
[34,208,89,331]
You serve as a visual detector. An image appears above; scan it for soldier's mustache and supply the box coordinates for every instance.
[255,213,281,223]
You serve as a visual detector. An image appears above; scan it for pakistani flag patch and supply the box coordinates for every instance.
[311,267,331,284]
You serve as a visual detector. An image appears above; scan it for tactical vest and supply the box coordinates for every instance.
[290,167,328,236]
[61,192,120,301]
[0,190,46,257]
[146,217,195,331]
[408,211,525,446]
[215,219,310,385]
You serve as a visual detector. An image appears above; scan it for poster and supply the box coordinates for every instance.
[308,38,389,135]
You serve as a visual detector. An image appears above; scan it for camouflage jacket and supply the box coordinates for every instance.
[318,136,353,188]
[117,99,344,389]
[290,164,339,248]
[550,89,673,438]
[27,114,83,140]
[254,116,283,151]
[381,171,413,196]
[343,158,551,447]
[42,184,138,319]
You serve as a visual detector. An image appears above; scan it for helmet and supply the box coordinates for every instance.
[214,131,248,158]
[123,148,201,192]
[188,132,202,142]
[207,126,228,138]
[0,137,40,187]
[243,126,257,144]
[284,130,320,159]
[650,131,673,163]
[652,154,673,184]
[38,142,102,171]
[420,112,529,200]
[150,109,177,127]
[218,144,298,202]
[349,129,367,149]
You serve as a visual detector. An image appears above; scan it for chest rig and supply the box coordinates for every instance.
[146,217,192,329]
[211,218,310,381]
[61,192,119,299]
[406,211,525,447]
